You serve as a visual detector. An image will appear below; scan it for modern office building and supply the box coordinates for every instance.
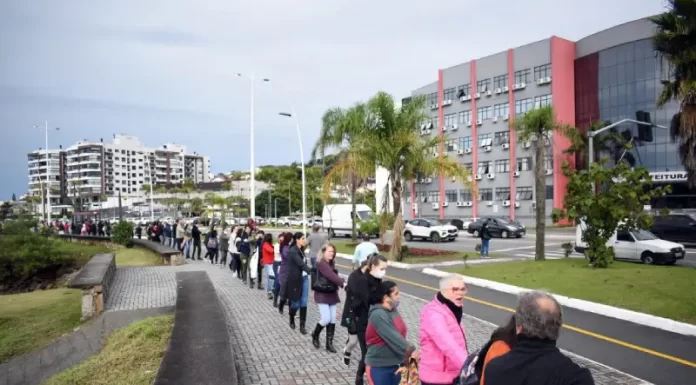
[400,17,690,225]
[28,134,211,207]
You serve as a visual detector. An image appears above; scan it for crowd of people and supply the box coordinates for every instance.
[33,218,112,237]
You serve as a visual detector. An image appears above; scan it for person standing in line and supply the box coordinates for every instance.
[306,224,327,266]
[163,221,172,247]
[272,233,285,307]
[238,225,252,283]
[284,232,313,334]
[191,221,203,260]
[365,281,418,385]
[175,219,185,250]
[184,223,193,258]
[480,219,492,258]
[352,234,379,269]
[277,232,293,314]
[97,221,105,236]
[478,315,517,385]
[262,233,276,299]
[311,243,345,353]
[231,227,242,276]
[254,230,265,290]
[342,254,388,385]
[171,220,178,248]
[135,223,143,239]
[219,225,230,268]
[204,227,219,264]
[419,275,469,385]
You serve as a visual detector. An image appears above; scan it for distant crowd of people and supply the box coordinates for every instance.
[34,219,112,237]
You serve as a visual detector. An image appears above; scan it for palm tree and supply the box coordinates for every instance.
[515,106,573,261]
[361,92,473,260]
[565,120,634,170]
[652,0,696,186]
[313,103,375,241]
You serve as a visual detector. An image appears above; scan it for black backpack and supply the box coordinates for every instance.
[457,340,493,385]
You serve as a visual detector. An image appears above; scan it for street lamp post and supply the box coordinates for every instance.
[149,165,155,223]
[279,110,307,237]
[35,122,59,222]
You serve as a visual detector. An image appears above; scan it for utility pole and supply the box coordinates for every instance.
[274,198,277,218]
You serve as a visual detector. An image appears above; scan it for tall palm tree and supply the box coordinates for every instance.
[313,103,375,241]
[515,106,574,261]
[652,0,696,186]
[361,92,473,260]
[565,120,634,170]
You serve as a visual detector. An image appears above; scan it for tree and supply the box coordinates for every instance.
[652,1,696,186]
[565,120,634,170]
[313,103,375,241]
[553,160,669,268]
[189,197,204,217]
[514,106,573,261]
[361,92,473,260]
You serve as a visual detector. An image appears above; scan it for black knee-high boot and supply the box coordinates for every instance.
[311,324,324,349]
[278,298,286,314]
[272,292,279,308]
[326,324,337,353]
[289,307,297,330]
[299,307,308,335]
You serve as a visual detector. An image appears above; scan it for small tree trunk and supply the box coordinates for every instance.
[390,211,405,261]
[350,173,357,242]
[534,136,546,261]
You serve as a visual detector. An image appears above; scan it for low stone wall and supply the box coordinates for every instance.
[131,239,184,266]
[68,254,117,320]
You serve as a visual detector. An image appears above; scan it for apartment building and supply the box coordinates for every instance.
[28,134,211,206]
[399,17,686,224]
[27,149,65,207]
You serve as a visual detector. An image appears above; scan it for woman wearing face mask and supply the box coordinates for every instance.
[272,233,285,308]
[341,254,388,385]
[365,281,418,385]
[277,232,293,314]
[310,243,345,353]
[219,225,230,268]
[284,232,313,334]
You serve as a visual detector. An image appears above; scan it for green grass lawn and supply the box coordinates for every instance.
[449,259,696,324]
[0,289,82,363]
[43,315,174,385]
[114,247,163,267]
[332,240,503,264]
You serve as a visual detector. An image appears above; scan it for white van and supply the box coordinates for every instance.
[322,204,374,238]
[574,220,685,265]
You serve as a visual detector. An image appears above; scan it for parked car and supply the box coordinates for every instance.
[322,204,374,237]
[462,217,480,231]
[404,218,459,242]
[649,214,696,246]
[467,218,525,238]
[278,216,302,227]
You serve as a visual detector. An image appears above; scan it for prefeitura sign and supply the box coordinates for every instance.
[649,172,687,183]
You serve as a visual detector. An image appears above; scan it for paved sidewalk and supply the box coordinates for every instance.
[106,261,650,385]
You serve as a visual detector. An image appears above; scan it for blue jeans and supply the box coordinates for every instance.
[291,275,309,309]
[264,264,274,293]
[272,262,280,295]
[317,303,337,326]
[481,238,490,256]
[310,255,317,267]
[366,365,400,385]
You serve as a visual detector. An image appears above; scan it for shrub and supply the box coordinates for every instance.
[561,242,574,258]
[112,221,134,247]
[358,217,380,237]
[475,243,482,252]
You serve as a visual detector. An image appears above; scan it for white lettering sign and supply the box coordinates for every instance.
[649,172,687,183]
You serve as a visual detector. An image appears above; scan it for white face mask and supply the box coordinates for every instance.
[371,270,386,279]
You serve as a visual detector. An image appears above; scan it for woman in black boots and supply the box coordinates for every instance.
[310,244,345,353]
[283,232,313,334]
[276,232,293,314]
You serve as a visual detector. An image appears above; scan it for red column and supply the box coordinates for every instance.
[471,61,479,218]
[507,49,516,219]
[410,182,416,219]
[437,70,445,220]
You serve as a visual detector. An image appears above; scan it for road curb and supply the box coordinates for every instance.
[336,253,413,269]
[420,267,696,337]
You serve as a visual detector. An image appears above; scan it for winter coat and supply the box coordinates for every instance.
[313,259,344,305]
[278,245,290,286]
[419,295,469,384]
[262,242,275,265]
[284,244,312,302]
[342,269,382,332]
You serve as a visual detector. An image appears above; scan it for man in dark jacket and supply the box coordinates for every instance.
[238,225,252,283]
[480,219,492,258]
[191,221,202,260]
[484,291,595,385]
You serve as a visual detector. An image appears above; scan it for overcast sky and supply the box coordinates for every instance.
[0,0,665,199]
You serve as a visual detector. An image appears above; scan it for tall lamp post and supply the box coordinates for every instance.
[279,110,307,237]
[235,73,270,220]
[34,122,59,222]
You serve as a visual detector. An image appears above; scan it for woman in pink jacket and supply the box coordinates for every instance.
[418,275,469,385]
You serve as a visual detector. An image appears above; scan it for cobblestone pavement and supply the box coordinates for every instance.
[107,262,651,385]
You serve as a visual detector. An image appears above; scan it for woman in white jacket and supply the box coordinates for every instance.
[272,233,285,307]
[230,226,242,277]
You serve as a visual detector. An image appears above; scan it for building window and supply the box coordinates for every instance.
[427,92,438,106]
[459,189,473,201]
[445,138,458,152]
[496,187,511,201]
[443,87,456,101]
[495,159,510,173]
[546,185,554,200]
[444,113,457,127]
[516,157,532,171]
[494,131,510,145]
[477,161,492,174]
[458,110,472,123]
[477,106,492,120]
[516,186,533,200]
[477,79,491,93]
[445,189,458,202]
[534,64,552,80]
[544,155,553,170]
[493,74,508,89]
[514,69,531,84]
[478,188,493,201]
[515,98,533,115]
[404,190,411,202]
[457,84,471,97]
[478,133,493,147]
[493,103,509,117]
[463,163,473,171]
[430,116,439,127]
[417,191,426,202]
[458,136,473,150]
[534,94,553,108]
[428,190,440,203]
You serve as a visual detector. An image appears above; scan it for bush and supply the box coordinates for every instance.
[358,217,380,237]
[111,221,134,247]
[561,242,573,258]
[475,243,482,252]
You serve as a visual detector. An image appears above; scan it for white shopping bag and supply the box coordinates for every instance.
[250,249,259,279]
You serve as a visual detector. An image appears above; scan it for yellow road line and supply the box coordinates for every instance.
[337,263,696,368]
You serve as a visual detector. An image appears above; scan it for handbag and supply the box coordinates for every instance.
[311,268,338,293]
[396,357,420,385]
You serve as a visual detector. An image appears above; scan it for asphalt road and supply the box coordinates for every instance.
[333,262,696,385]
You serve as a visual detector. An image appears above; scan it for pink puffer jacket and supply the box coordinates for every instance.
[418,296,469,384]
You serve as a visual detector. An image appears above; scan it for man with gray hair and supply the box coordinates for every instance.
[484,290,594,385]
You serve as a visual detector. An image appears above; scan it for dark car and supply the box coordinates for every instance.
[467,218,525,238]
[650,214,696,245]
[450,219,464,230]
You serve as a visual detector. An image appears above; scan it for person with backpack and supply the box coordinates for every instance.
[310,243,345,353]
[418,275,469,385]
[480,219,492,258]
[476,315,516,385]
[204,227,219,264]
